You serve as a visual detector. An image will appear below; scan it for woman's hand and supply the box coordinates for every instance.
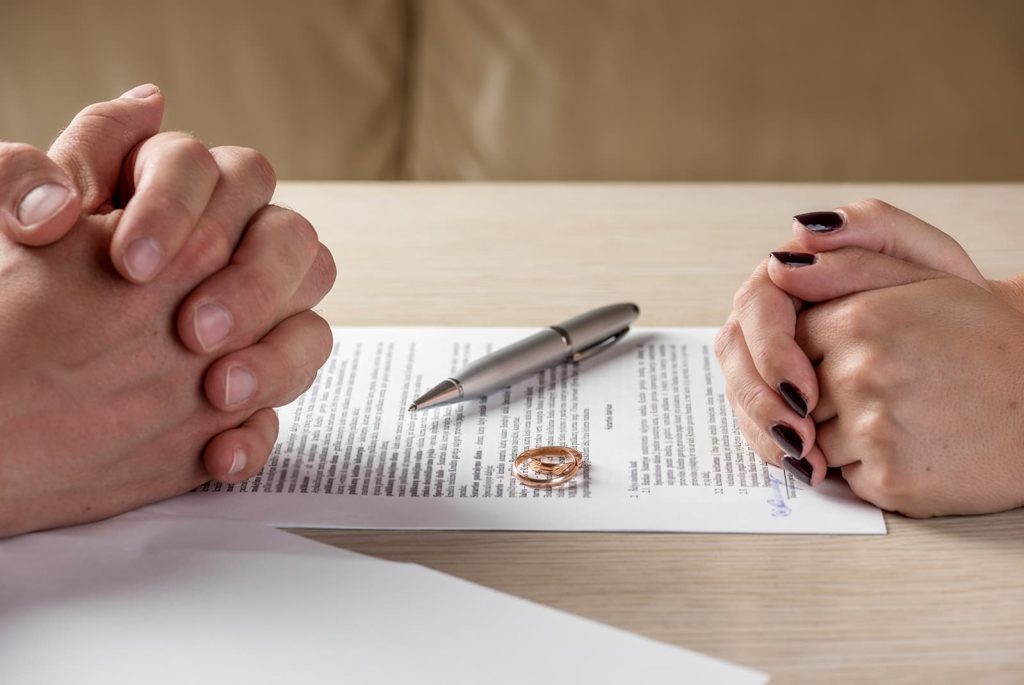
[774,248,1024,516]
[715,199,990,487]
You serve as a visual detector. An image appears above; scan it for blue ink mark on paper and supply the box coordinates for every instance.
[767,475,791,517]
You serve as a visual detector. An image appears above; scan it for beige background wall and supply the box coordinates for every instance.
[1,0,1022,181]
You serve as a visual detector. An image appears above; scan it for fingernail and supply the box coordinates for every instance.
[124,237,162,281]
[119,83,160,100]
[228,448,247,475]
[225,365,257,406]
[769,422,804,458]
[777,381,809,418]
[770,251,816,267]
[783,456,814,485]
[17,182,71,227]
[794,211,844,233]
[194,303,233,351]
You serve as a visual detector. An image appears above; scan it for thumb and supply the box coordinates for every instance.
[0,142,81,246]
[791,199,987,289]
[767,246,948,303]
[47,83,165,214]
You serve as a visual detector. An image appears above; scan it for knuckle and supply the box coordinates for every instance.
[713,319,740,361]
[313,314,334,363]
[828,358,862,394]
[73,101,134,136]
[181,223,235,273]
[855,408,897,448]
[843,197,895,223]
[289,211,320,250]
[274,205,320,247]
[844,469,892,512]
[837,296,884,339]
[748,329,788,375]
[733,380,770,417]
[212,146,277,197]
[259,206,324,270]
[870,464,911,506]
[299,315,333,373]
[236,270,280,323]
[831,354,882,397]
[256,204,320,247]
[833,343,909,399]
[263,408,281,437]
[735,416,765,457]
[731,279,759,316]
[163,134,217,177]
[309,244,338,297]
[844,413,913,510]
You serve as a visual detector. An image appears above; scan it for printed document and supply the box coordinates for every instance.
[151,327,884,534]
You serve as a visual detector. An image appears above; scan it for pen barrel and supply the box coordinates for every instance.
[555,302,638,353]
[457,328,569,398]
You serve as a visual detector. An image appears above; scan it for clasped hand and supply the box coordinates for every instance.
[716,199,1024,517]
[0,86,336,536]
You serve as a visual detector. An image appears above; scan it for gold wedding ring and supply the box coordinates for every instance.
[513,446,584,488]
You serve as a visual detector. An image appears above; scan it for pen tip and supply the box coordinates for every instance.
[408,404,417,412]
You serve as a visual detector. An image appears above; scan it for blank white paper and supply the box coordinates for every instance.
[0,513,767,684]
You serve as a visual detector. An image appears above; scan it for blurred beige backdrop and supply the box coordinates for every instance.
[1,0,1022,181]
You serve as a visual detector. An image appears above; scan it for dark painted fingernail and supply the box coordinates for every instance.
[770,251,816,267]
[794,211,844,233]
[783,456,814,485]
[769,422,803,458]
[777,381,808,418]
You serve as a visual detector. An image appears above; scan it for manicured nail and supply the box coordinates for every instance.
[794,211,844,233]
[777,380,808,418]
[17,182,71,227]
[770,251,816,267]
[228,448,247,475]
[119,83,160,100]
[194,303,233,351]
[783,456,814,485]
[124,237,162,281]
[225,365,257,406]
[769,422,803,458]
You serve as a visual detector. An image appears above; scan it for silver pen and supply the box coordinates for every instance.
[408,302,640,411]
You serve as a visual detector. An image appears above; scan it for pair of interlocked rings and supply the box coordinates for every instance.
[513,446,584,488]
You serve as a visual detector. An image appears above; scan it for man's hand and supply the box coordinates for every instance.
[0,86,337,485]
[0,88,336,535]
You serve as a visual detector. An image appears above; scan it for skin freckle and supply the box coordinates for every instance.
[1010,400,1018,410]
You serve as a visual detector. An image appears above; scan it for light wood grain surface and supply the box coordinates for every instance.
[275,183,1024,684]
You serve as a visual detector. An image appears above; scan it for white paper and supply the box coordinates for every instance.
[151,327,884,534]
[0,513,767,685]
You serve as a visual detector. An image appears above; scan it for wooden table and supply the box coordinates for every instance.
[275,183,1024,684]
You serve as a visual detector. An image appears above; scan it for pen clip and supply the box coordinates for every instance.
[570,327,630,363]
